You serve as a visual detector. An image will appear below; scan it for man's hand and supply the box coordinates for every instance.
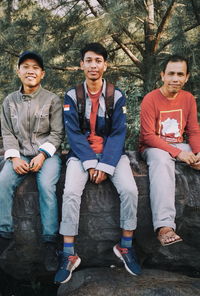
[89,168,97,183]
[29,153,46,172]
[195,152,200,162]
[11,157,29,175]
[190,152,200,170]
[176,151,197,165]
[94,170,107,184]
[88,168,107,184]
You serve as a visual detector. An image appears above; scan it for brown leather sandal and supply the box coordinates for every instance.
[157,227,183,246]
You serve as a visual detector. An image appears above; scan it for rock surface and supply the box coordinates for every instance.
[57,267,200,296]
[0,151,200,283]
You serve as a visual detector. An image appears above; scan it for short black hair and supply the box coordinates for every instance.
[162,54,190,74]
[80,42,108,61]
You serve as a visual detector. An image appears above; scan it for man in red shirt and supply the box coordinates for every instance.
[140,55,200,246]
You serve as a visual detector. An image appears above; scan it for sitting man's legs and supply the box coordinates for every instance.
[36,154,62,270]
[110,155,141,275]
[142,147,182,246]
[55,158,88,284]
[37,154,62,242]
[0,158,27,254]
[55,155,142,283]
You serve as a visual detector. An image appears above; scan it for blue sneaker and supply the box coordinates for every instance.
[54,251,81,284]
[113,244,142,275]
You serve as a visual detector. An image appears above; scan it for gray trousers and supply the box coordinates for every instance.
[59,155,138,236]
[142,143,192,231]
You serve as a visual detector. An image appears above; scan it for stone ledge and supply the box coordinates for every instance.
[57,267,200,296]
[0,153,200,281]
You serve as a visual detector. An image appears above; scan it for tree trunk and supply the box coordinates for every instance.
[142,54,158,93]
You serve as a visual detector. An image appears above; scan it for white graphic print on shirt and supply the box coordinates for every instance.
[159,109,182,142]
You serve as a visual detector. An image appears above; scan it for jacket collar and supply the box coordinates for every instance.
[83,79,106,98]
[19,85,42,99]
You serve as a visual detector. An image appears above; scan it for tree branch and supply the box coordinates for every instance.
[153,0,176,51]
[83,0,98,17]
[109,42,142,53]
[46,65,143,80]
[3,49,19,57]
[119,26,145,56]
[96,0,105,7]
[46,65,80,71]
[157,23,200,54]
[144,0,155,53]
[110,70,143,80]
[112,35,142,69]
[87,0,145,56]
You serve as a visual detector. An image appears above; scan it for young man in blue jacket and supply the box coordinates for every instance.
[54,43,141,284]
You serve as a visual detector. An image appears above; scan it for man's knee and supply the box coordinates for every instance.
[0,164,18,189]
[145,148,174,166]
[37,175,57,196]
[63,186,83,200]
[119,183,138,201]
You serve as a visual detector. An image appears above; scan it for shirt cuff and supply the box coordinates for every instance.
[4,149,20,160]
[82,159,98,171]
[39,142,56,157]
[95,162,115,176]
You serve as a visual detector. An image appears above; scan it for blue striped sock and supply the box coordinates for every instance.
[120,236,132,248]
[63,242,74,255]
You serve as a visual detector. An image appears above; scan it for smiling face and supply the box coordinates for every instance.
[17,59,45,94]
[160,61,189,98]
[80,51,107,82]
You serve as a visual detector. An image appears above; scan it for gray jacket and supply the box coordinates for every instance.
[1,85,64,159]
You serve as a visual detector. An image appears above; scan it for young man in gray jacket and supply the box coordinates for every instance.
[0,51,64,269]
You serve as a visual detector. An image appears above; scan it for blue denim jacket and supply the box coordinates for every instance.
[63,80,127,176]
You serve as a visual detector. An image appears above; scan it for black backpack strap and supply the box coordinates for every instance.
[75,82,115,135]
[104,82,115,134]
[105,82,115,117]
[75,84,86,132]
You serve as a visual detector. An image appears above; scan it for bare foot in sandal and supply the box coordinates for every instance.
[157,227,183,246]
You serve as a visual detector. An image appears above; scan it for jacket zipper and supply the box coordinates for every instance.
[28,100,36,155]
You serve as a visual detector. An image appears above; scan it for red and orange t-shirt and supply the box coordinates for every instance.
[87,89,104,154]
[139,89,200,157]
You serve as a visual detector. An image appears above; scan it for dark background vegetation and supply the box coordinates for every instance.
[0,0,200,149]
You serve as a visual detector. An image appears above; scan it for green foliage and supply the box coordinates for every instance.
[117,79,144,150]
[0,0,200,148]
